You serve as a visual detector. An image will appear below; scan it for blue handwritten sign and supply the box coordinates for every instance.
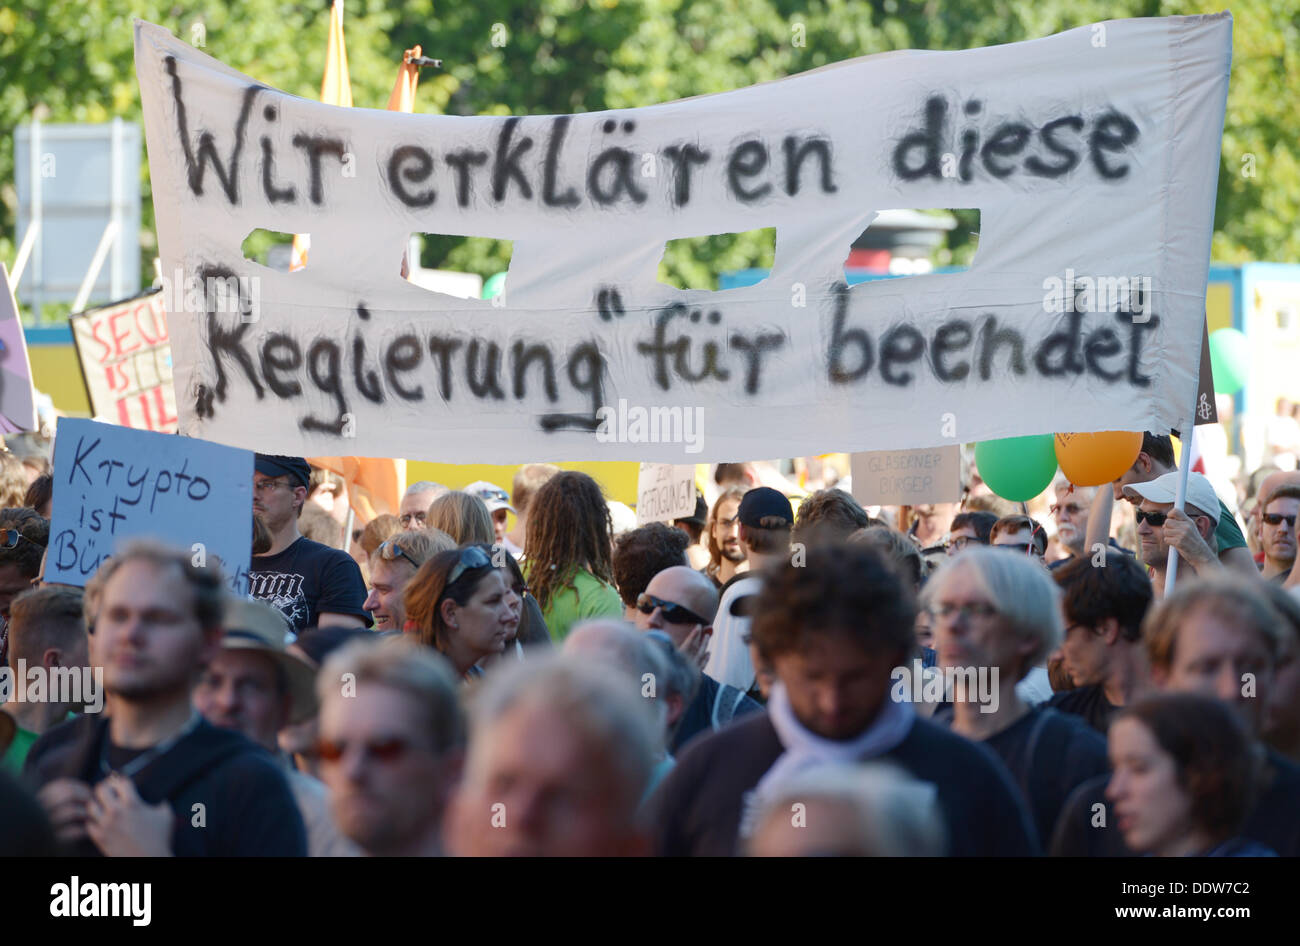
[49,418,253,593]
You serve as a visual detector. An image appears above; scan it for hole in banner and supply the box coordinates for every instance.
[658,227,776,291]
[407,234,514,301]
[843,209,979,284]
[241,229,304,272]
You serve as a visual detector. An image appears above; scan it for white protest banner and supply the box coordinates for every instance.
[69,288,178,432]
[0,264,38,433]
[851,445,962,507]
[135,15,1230,463]
[48,417,253,592]
[636,463,697,524]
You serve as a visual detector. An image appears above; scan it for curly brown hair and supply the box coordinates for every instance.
[612,522,689,608]
[523,472,613,613]
[1115,693,1260,845]
[750,544,916,662]
[790,488,869,549]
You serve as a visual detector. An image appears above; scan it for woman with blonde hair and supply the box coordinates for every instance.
[426,491,494,546]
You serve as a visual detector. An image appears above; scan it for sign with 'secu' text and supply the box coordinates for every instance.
[70,288,179,432]
[135,15,1231,463]
[637,463,698,524]
[48,417,253,593]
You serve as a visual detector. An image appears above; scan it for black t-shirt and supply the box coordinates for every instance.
[982,707,1110,847]
[249,536,370,633]
[1047,683,1119,734]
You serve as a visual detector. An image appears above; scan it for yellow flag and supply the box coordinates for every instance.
[291,0,353,272]
[387,45,422,113]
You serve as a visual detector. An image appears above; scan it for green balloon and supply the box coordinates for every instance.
[481,271,508,300]
[974,435,1059,503]
[1208,327,1249,395]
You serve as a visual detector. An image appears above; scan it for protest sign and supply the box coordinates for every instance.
[0,263,38,433]
[636,463,697,524]
[135,15,1231,462]
[851,445,962,507]
[48,417,253,593]
[69,288,178,432]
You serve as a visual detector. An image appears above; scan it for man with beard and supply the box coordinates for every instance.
[1048,478,1100,568]
[705,487,748,589]
[250,455,370,634]
[25,540,306,856]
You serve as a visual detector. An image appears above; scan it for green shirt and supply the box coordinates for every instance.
[1,712,77,775]
[1215,500,1247,553]
[528,566,622,643]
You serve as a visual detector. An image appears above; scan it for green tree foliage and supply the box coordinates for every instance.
[0,0,1293,312]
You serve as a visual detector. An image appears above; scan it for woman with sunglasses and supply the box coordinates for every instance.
[403,544,521,680]
[1107,693,1275,856]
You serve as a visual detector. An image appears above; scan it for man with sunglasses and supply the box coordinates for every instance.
[1123,471,1222,600]
[363,530,455,633]
[633,566,760,753]
[1259,484,1300,583]
[315,637,464,857]
[250,455,370,634]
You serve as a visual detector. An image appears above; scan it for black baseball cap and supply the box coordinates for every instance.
[674,491,708,528]
[737,487,793,529]
[254,454,312,490]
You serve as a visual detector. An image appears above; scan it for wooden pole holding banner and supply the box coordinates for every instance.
[1164,424,1195,594]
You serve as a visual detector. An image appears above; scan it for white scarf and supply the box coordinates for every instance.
[741,682,916,837]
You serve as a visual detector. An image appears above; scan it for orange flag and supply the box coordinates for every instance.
[308,456,406,523]
[290,0,352,272]
[387,45,422,113]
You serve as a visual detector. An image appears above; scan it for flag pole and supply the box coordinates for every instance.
[1164,423,1195,594]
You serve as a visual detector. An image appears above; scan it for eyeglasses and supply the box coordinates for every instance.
[253,479,293,495]
[1263,513,1297,528]
[399,511,426,528]
[1050,503,1085,517]
[316,737,412,764]
[0,529,42,551]
[447,545,493,587]
[945,535,986,553]
[636,593,709,627]
[378,540,421,570]
[929,601,999,621]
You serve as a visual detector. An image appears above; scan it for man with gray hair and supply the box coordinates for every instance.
[399,481,449,530]
[746,762,948,857]
[445,654,658,856]
[315,637,464,856]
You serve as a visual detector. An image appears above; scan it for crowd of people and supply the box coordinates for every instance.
[1,431,1298,858]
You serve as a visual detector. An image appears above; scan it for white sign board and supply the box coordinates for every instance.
[135,15,1231,462]
[636,463,697,524]
[851,445,963,507]
[48,417,253,592]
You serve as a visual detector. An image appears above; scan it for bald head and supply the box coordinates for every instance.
[565,619,654,678]
[635,566,720,648]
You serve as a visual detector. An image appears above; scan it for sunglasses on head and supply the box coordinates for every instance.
[636,593,708,626]
[472,487,510,505]
[378,539,421,570]
[315,737,412,764]
[0,528,40,551]
[447,545,494,586]
[1264,513,1297,528]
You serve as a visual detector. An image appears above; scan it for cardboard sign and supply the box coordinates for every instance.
[48,418,253,593]
[136,16,1230,461]
[636,463,697,524]
[851,445,963,507]
[70,288,177,432]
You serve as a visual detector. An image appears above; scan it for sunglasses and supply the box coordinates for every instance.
[378,539,421,570]
[0,529,42,551]
[471,487,510,505]
[447,545,493,586]
[1263,513,1297,528]
[636,593,708,627]
[316,737,412,764]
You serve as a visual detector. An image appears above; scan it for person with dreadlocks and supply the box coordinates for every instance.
[522,472,623,643]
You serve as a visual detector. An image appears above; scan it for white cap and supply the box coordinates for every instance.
[463,480,515,514]
[1122,471,1221,523]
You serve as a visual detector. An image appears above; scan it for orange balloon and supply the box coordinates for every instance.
[1054,431,1143,487]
